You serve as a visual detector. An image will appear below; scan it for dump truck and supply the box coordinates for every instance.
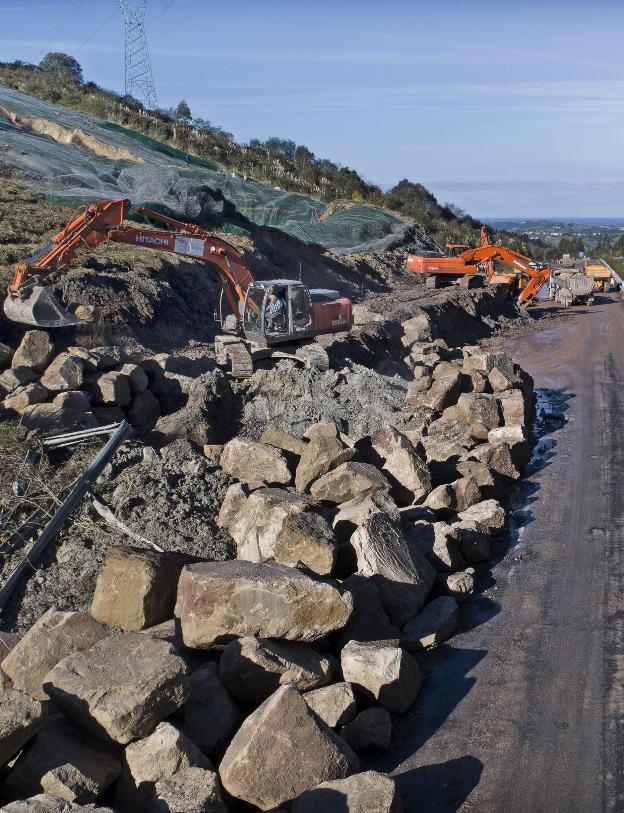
[585,261,611,292]
[551,272,594,307]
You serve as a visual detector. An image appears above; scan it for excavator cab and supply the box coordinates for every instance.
[242,281,314,346]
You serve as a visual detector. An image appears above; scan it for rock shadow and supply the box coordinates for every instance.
[394,755,483,813]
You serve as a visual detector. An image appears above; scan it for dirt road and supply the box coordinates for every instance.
[377,293,624,812]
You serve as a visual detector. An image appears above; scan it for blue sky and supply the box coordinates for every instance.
[0,0,623,217]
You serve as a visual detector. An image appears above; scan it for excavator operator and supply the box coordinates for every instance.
[265,291,286,332]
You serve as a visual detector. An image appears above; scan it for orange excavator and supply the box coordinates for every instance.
[406,228,551,306]
[4,198,353,377]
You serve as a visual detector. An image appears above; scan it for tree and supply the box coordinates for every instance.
[444,202,465,219]
[613,234,624,253]
[39,52,83,84]
[173,99,192,123]
[558,236,584,256]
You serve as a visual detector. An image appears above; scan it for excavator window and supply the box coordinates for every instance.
[243,286,266,338]
[289,285,313,332]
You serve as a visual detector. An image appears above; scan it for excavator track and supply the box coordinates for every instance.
[214,336,254,379]
[295,342,330,372]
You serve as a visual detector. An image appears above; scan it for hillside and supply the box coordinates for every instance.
[0,56,545,257]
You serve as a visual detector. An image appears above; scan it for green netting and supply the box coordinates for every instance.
[0,84,409,255]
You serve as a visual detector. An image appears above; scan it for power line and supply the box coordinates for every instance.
[37,0,87,60]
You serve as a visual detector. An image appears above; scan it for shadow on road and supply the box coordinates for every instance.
[395,755,484,813]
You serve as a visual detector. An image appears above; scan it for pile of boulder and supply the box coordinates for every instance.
[0,312,533,812]
[0,331,162,432]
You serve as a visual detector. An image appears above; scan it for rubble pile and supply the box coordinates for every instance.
[0,306,534,812]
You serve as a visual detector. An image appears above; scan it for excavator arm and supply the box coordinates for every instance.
[6,198,256,331]
[457,244,551,305]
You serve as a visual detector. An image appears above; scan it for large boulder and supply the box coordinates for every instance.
[216,482,248,529]
[219,637,333,704]
[220,437,291,486]
[292,770,403,813]
[405,521,466,572]
[89,371,131,407]
[0,366,38,395]
[224,488,336,576]
[20,391,93,432]
[122,721,210,803]
[0,689,46,766]
[175,561,352,648]
[337,575,400,649]
[3,383,49,414]
[3,716,121,804]
[340,707,392,752]
[181,663,239,756]
[304,682,356,729]
[12,331,54,373]
[43,633,190,744]
[0,796,114,812]
[467,441,520,480]
[498,388,529,426]
[40,353,84,392]
[349,512,435,625]
[369,426,431,505]
[418,371,462,413]
[401,596,460,650]
[2,609,107,701]
[219,684,359,810]
[454,499,506,534]
[424,476,481,518]
[488,424,530,467]
[119,363,148,394]
[261,424,307,457]
[455,392,501,430]
[295,423,355,493]
[154,767,228,813]
[310,463,390,505]
[127,390,161,428]
[90,547,190,632]
[436,568,475,602]
[340,641,421,713]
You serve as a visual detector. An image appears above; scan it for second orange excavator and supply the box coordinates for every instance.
[406,230,551,306]
[4,198,354,377]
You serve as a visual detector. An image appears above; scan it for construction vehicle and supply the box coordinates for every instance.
[406,239,552,306]
[4,198,353,378]
[551,272,595,307]
[585,261,611,292]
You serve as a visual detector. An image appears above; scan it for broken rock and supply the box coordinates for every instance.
[2,608,107,701]
[40,353,84,392]
[90,371,131,407]
[369,426,431,505]
[340,707,391,752]
[91,546,190,632]
[3,383,48,413]
[20,391,93,433]
[119,363,148,394]
[175,561,352,647]
[225,488,336,576]
[127,389,161,427]
[405,521,466,572]
[292,770,403,813]
[341,641,421,713]
[436,568,475,602]
[154,767,228,813]
[304,682,356,728]
[219,684,359,810]
[349,512,435,626]
[124,721,210,788]
[455,499,506,534]
[0,366,38,395]
[12,331,53,373]
[401,596,460,650]
[3,716,121,804]
[295,423,355,492]
[220,437,291,486]
[43,632,190,744]
[0,689,46,766]
[219,637,333,704]
[310,462,390,504]
[181,663,239,756]
[261,424,307,457]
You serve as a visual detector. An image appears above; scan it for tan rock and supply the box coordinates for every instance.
[124,721,210,786]
[349,512,436,625]
[310,462,390,504]
[261,424,307,456]
[0,689,46,766]
[340,708,391,752]
[405,521,466,572]
[304,682,356,728]
[175,561,352,648]
[220,437,291,485]
[220,637,333,704]
[455,499,506,534]
[119,363,148,393]
[401,596,460,650]
[43,632,190,744]
[369,426,431,506]
[2,609,107,701]
[419,371,462,413]
[3,716,121,803]
[12,331,53,373]
[0,341,14,369]
[219,684,359,810]
[154,767,228,813]
[341,641,421,713]
[40,353,84,392]
[20,391,93,432]
[292,770,403,813]
[127,390,160,427]
[436,568,475,602]
[295,422,354,492]
[90,371,131,407]
[181,663,239,756]
[3,383,48,413]
[0,366,38,394]
[337,575,400,650]
[91,546,190,632]
[455,392,501,430]
[216,482,248,528]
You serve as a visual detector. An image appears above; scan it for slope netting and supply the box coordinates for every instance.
[0,84,409,255]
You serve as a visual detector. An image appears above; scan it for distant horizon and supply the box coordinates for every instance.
[484,217,624,224]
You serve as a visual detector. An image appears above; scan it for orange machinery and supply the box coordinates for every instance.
[5,198,353,377]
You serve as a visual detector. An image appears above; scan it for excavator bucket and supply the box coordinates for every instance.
[3,285,84,328]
